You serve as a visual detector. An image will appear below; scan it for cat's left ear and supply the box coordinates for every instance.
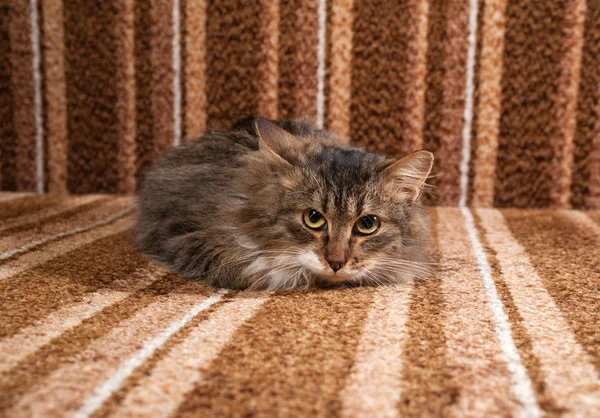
[381,150,434,201]
[254,117,297,166]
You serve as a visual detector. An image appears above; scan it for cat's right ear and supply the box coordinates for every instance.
[254,117,296,167]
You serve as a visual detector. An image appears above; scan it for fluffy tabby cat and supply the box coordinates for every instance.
[135,117,434,290]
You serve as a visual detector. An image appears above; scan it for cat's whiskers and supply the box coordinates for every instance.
[351,258,435,284]
[383,263,437,274]
[382,260,435,271]
[378,263,433,275]
[246,276,269,292]
[379,263,433,274]
[254,266,306,291]
[246,264,298,291]
[372,269,397,284]
[261,260,306,291]
[360,271,379,286]
[362,270,390,286]
[283,268,306,290]
[377,261,436,274]
[375,256,439,266]
[280,263,314,290]
[266,263,300,277]
[377,264,434,279]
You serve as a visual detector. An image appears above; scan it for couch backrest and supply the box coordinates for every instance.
[1,0,598,209]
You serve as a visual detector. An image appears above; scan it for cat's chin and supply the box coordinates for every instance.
[316,272,355,283]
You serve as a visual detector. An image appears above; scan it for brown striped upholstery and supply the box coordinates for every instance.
[0,193,599,417]
[0,0,598,208]
[1,0,600,416]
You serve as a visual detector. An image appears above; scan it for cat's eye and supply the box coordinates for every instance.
[303,209,327,230]
[354,215,380,235]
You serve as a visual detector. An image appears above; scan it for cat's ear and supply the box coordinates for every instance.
[381,150,434,201]
[254,117,297,166]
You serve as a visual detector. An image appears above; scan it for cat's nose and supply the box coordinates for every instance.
[328,260,345,272]
[326,242,347,272]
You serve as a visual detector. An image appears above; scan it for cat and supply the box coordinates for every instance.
[135,116,434,290]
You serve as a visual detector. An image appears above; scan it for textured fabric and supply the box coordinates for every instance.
[2,3,598,416]
[0,193,599,417]
[0,0,598,208]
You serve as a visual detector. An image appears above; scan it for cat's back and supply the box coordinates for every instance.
[156,128,258,169]
[152,118,340,177]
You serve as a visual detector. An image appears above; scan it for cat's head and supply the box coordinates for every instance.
[234,118,434,290]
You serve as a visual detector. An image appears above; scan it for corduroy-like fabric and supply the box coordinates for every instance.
[1,0,599,208]
[0,194,599,417]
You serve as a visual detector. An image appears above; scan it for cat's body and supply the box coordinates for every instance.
[135,117,434,290]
